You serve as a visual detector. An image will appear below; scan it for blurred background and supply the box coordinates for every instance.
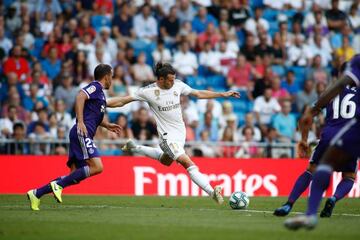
[0,0,359,159]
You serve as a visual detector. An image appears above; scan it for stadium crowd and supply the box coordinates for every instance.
[0,0,359,158]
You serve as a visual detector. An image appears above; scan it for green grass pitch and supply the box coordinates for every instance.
[0,195,359,240]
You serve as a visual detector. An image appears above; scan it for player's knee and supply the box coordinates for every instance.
[88,161,103,175]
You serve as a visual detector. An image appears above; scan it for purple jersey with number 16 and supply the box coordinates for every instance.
[67,81,106,168]
[329,54,360,160]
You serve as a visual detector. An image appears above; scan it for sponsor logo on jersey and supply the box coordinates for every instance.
[101,105,105,113]
[158,103,181,111]
[86,85,96,95]
[88,148,94,154]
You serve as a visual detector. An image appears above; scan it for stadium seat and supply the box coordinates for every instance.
[271,65,286,77]
[207,75,226,88]
[263,9,279,22]
[249,0,264,8]
[186,76,207,90]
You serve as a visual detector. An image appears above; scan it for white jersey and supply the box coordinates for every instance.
[132,80,193,143]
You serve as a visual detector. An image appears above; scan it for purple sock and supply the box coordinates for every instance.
[288,171,313,204]
[56,166,90,188]
[306,164,332,216]
[333,178,354,201]
[35,176,66,198]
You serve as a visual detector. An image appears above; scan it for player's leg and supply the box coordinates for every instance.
[122,139,165,163]
[274,163,315,216]
[320,171,356,218]
[285,146,352,230]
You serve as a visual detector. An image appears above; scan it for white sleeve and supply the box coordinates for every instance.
[132,87,147,101]
[180,81,194,96]
[253,98,261,112]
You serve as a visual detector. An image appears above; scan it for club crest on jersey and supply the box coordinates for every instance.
[100,105,105,113]
[86,85,96,95]
[174,91,178,96]
[154,89,160,100]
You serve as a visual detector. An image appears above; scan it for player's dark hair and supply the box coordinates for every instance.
[154,62,176,79]
[94,64,112,81]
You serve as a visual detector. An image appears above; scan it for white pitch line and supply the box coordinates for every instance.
[1,204,360,217]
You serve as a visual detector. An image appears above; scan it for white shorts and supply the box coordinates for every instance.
[159,139,185,160]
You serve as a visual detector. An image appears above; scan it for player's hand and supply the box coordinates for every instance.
[77,122,88,137]
[299,107,313,134]
[105,123,122,135]
[223,91,240,98]
[297,140,311,158]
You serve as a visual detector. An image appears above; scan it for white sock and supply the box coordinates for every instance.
[132,145,163,161]
[187,166,214,196]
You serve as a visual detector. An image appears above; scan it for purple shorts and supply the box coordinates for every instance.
[311,118,360,172]
[67,126,100,168]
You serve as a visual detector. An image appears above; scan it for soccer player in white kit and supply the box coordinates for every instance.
[107,62,240,204]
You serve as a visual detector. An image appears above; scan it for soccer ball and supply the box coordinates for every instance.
[229,191,250,210]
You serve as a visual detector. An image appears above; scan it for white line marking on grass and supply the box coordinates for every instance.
[1,204,360,217]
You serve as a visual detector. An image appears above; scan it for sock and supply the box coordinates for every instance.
[306,164,332,216]
[56,166,90,188]
[333,177,354,201]
[288,171,313,204]
[187,166,214,196]
[132,145,163,161]
[34,176,67,198]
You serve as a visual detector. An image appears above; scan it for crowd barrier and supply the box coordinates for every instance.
[0,156,359,197]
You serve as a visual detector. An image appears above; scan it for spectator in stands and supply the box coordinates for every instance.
[325,0,347,32]
[0,26,13,55]
[87,43,112,75]
[54,73,79,112]
[307,33,332,67]
[240,34,256,62]
[227,54,254,90]
[305,11,329,37]
[181,95,199,129]
[28,121,51,155]
[254,87,281,127]
[244,7,269,38]
[133,4,158,41]
[112,2,134,40]
[48,113,58,138]
[287,34,309,66]
[0,72,25,104]
[159,6,180,43]
[27,108,49,135]
[1,89,29,123]
[221,125,237,157]
[152,39,172,64]
[272,32,286,65]
[335,35,355,62]
[0,105,19,139]
[229,0,250,27]
[197,22,221,51]
[252,66,274,99]
[8,122,29,155]
[272,100,296,142]
[198,41,221,75]
[177,0,196,23]
[235,126,260,159]
[91,4,111,32]
[5,5,21,33]
[35,0,62,21]
[271,75,290,101]
[22,84,48,112]
[3,45,30,81]
[72,50,89,85]
[131,52,155,85]
[78,32,95,55]
[296,79,318,112]
[254,33,274,58]
[131,107,157,141]
[93,0,114,15]
[238,113,262,142]
[41,47,61,80]
[40,11,55,37]
[348,2,360,33]
[116,114,134,140]
[306,55,331,84]
[281,70,300,98]
[77,14,96,40]
[177,21,198,49]
[218,101,236,128]
[192,6,217,34]
[54,99,73,132]
[193,130,219,157]
[217,40,237,75]
[196,110,218,142]
[173,41,198,77]
[98,26,117,61]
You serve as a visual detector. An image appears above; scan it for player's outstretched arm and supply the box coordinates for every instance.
[106,95,135,108]
[100,119,122,135]
[75,90,88,136]
[190,90,240,99]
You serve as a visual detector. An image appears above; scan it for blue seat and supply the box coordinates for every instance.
[186,76,207,89]
[249,0,264,8]
[207,75,226,88]
[263,9,279,22]
[289,66,306,82]
[272,65,286,77]
[232,100,248,113]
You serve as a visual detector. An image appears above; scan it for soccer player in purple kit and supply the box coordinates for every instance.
[27,64,122,210]
[284,54,360,230]
[274,89,357,217]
